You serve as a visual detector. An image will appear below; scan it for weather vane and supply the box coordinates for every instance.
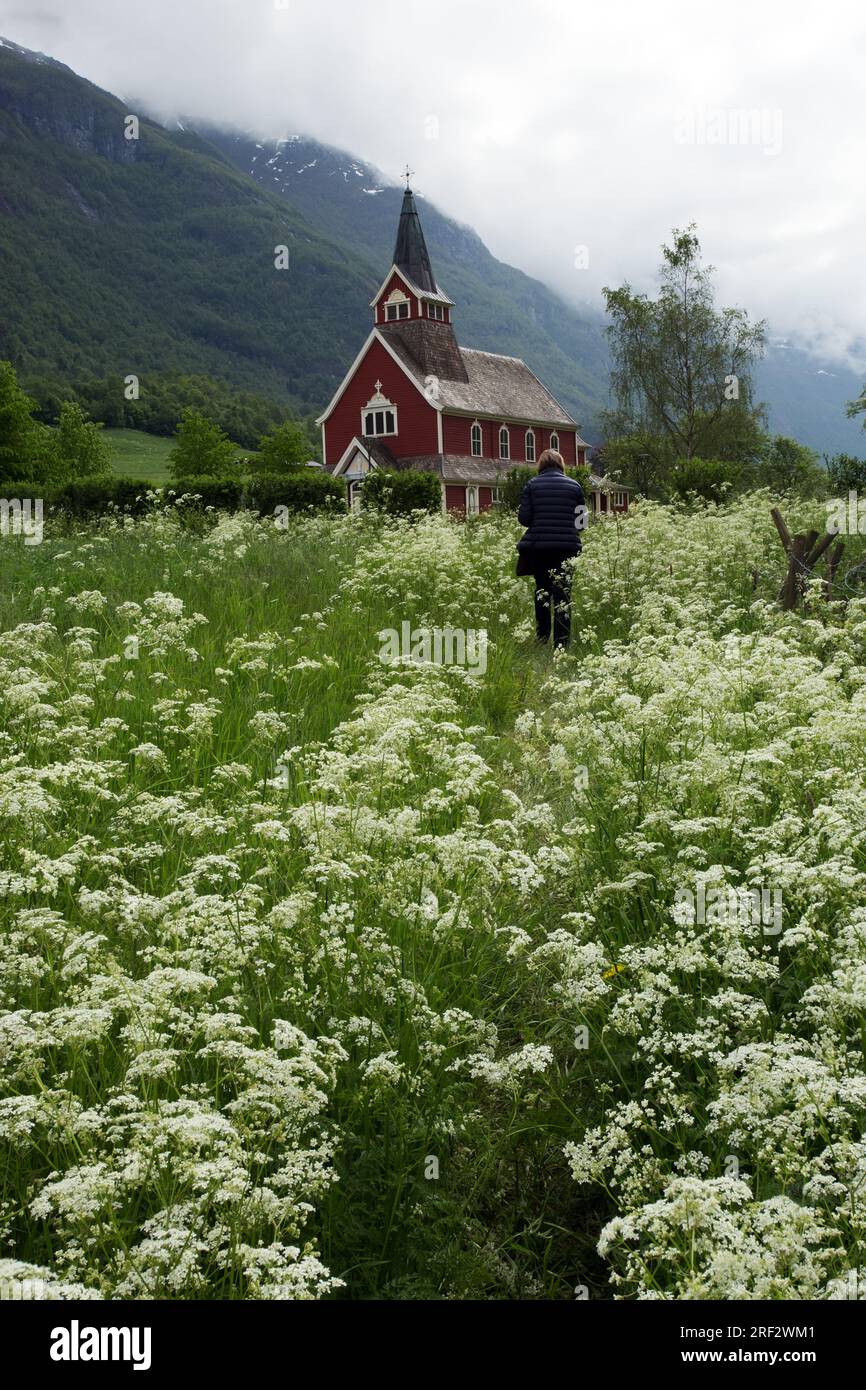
[402,164,414,190]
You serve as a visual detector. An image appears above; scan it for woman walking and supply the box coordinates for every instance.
[516,449,587,649]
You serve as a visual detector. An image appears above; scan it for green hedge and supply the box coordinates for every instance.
[666,457,743,503]
[1,471,346,521]
[362,468,441,515]
[244,470,345,515]
[166,476,246,511]
[0,477,154,517]
[57,476,156,517]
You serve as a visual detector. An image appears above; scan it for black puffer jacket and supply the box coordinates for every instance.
[517,469,587,553]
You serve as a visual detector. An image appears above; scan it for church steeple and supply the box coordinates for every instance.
[392,185,438,295]
[368,174,467,382]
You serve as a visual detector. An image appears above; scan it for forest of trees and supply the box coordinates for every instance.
[0,360,323,488]
[19,370,319,455]
[0,359,111,485]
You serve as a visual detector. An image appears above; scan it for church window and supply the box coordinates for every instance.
[385,301,409,321]
[362,384,398,437]
[466,486,479,515]
[426,301,445,320]
[470,422,482,456]
[363,408,396,436]
[499,426,510,460]
[525,429,536,463]
[550,431,560,452]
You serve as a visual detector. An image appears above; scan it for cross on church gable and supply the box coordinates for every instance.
[366,379,391,407]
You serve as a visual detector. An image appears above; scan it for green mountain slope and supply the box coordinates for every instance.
[0,38,609,433]
[0,38,377,413]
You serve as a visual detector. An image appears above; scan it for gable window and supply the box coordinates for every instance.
[499,425,510,460]
[470,422,482,457]
[550,431,560,452]
[384,289,410,322]
[363,408,397,436]
[426,302,445,320]
[525,429,536,463]
[362,383,397,437]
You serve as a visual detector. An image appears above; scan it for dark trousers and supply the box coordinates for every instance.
[531,549,574,648]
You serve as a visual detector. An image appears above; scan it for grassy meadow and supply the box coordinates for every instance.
[1,495,866,1300]
[103,428,252,485]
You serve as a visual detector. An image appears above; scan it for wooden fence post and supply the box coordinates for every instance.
[769,507,846,610]
[779,533,808,611]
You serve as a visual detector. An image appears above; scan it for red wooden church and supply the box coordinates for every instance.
[318,181,599,515]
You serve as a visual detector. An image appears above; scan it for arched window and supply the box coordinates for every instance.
[550,431,560,452]
[470,422,482,457]
[525,429,536,463]
[499,425,510,460]
[466,485,479,515]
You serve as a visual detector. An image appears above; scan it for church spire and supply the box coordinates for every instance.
[392,184,437,294]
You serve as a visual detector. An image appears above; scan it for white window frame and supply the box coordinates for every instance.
[550,431,559,452]
[426,301,445,320]
[525,428,536,463]
[470,421,482,457]
[384,289,410,322]
[361,390,398,438]
[499,425,510,460]
[466,485,479,515]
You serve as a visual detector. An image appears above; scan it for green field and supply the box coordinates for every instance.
[104,427,252,484]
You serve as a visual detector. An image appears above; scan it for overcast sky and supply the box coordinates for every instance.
[3,0,865,368]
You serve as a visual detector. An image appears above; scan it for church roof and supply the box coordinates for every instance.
[441,348,578,427]
[589,472,634,491]
[393,454,515,484]
[360,438,399,468]
[379,327,579,428]
[393,187,438,294]
[380,318,469,384]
